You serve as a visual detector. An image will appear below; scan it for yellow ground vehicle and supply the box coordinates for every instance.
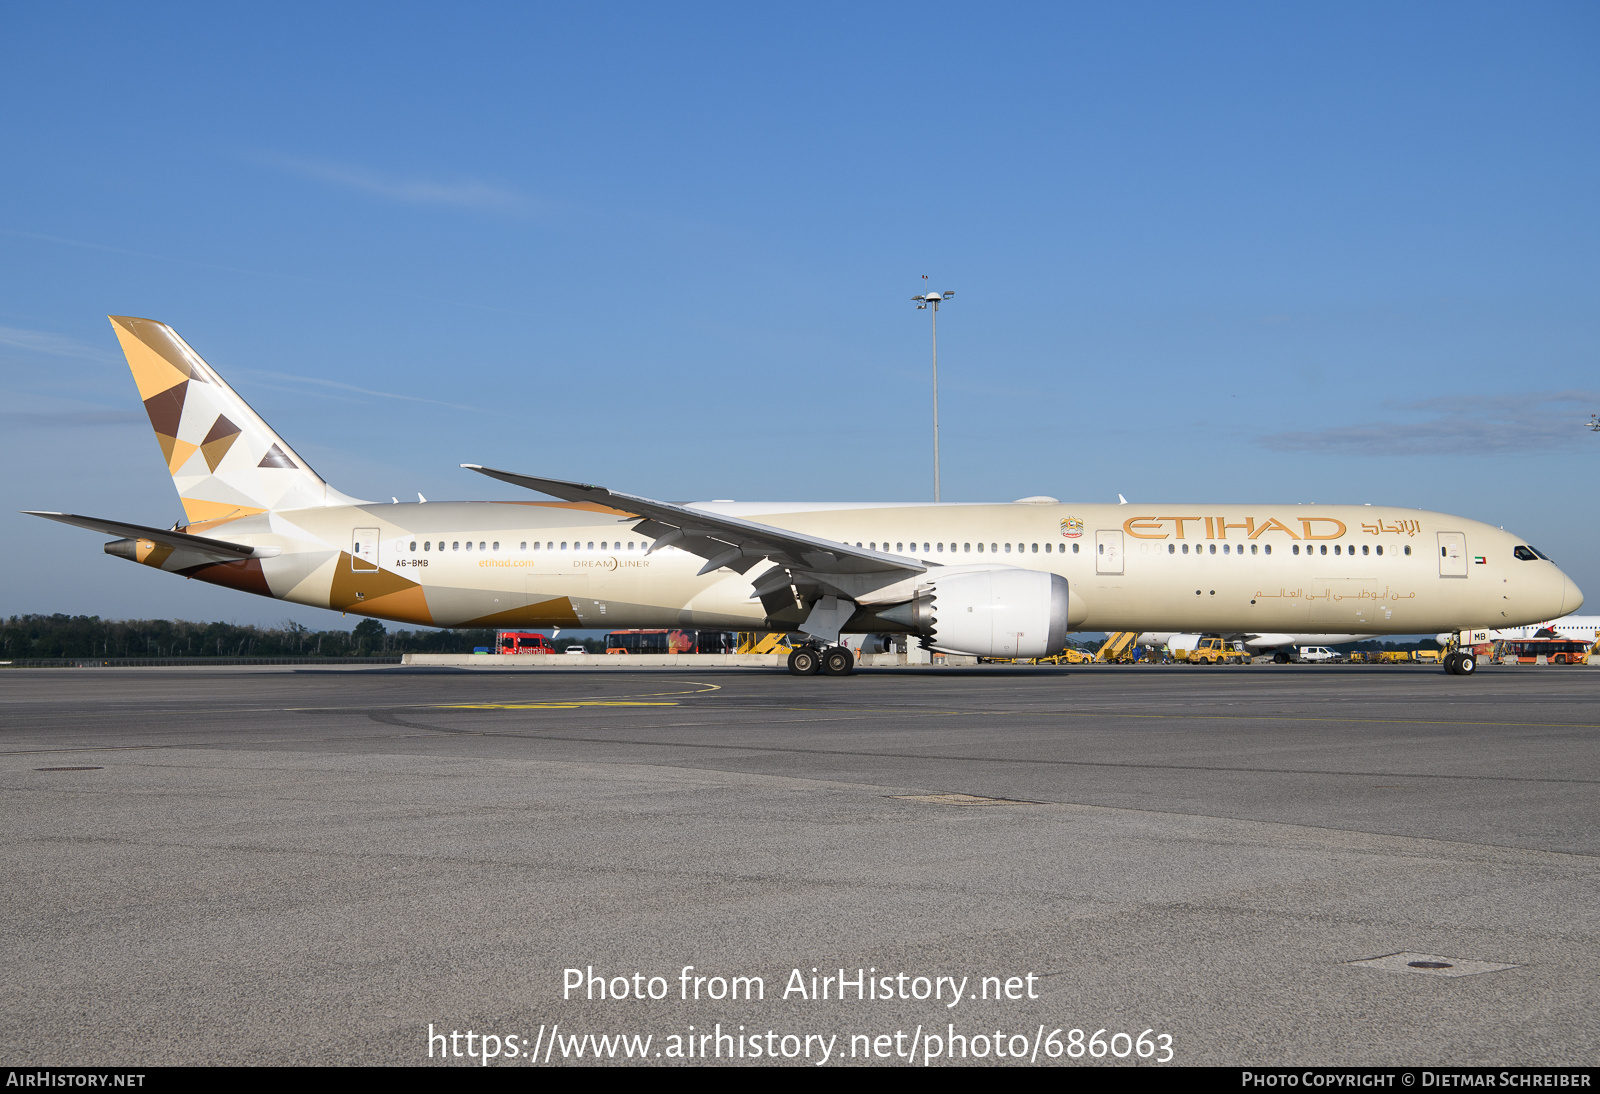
[736,632,797,654]
[1185,637,1250,664]
[1412,649,1442,664]
[1094,632,1139,663]
[1035,647,1095,665]
[1375,650,1413,663]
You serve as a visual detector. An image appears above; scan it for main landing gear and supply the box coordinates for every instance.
[1443,652,1477,676]
[787,645,855,677]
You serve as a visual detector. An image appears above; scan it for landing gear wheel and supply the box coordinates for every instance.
[787,647,821,676]
[1272,651,1289,664]
[1457,653,1476,676]
[1443,652,1458,674]
[821,646,855,676]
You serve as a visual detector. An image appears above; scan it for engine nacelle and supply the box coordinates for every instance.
[895,569,1073,658]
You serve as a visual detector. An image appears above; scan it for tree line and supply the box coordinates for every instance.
[0,614,497,659]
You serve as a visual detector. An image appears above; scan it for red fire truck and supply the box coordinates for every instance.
[496,631,557,654]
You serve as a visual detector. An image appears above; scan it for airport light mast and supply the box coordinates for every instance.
[912,288,954,502]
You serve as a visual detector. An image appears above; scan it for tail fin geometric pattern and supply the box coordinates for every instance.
[109,315,360,527]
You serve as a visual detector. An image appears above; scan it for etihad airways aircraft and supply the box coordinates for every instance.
[27,317,1585,677]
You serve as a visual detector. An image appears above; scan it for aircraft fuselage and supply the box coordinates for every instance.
[132,499,1579,637]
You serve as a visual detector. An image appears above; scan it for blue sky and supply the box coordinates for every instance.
[2,2,1596,628]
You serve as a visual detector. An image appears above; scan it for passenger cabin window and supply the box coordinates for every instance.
[409,541,416,552]
[452,541,460,551]
[1072,543,1079,553]
[1404,546,1411,556]
[1168,544,1175,554]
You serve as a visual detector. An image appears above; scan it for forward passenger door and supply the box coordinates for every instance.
[1095,529,1124,575]
[1437,532,1467,578]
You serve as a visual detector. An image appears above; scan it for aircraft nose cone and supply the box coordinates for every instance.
[1561,571,1585,615]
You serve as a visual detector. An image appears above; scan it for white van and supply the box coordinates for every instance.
[1298,646,1341,663]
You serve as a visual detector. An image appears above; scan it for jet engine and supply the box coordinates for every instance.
[870,569,1074,658]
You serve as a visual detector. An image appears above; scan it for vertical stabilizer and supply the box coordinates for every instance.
[109,316,362,526]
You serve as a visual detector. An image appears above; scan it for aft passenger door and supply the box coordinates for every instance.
[351,528,379,572]
[1437,532,1467,578]
[1095,529,1124,575]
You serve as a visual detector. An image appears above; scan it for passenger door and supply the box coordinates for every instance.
[351,528,379,572]
[1095,529,1124,575]
[1437,532,1467,578]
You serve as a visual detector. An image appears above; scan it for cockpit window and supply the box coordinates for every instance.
[1514,546,1539,561]
[1531,546,1553,561]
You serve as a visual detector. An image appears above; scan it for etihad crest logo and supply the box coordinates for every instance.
[1060,516,1084,539]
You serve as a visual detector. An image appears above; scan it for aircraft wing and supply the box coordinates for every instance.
[462,465,926,596]
[23,512,270,560]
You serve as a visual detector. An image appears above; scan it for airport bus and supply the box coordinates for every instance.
[603,629,735,654]
[1496,637,1593,665]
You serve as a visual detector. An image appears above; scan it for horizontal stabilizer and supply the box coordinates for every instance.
[22,511,274,560]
